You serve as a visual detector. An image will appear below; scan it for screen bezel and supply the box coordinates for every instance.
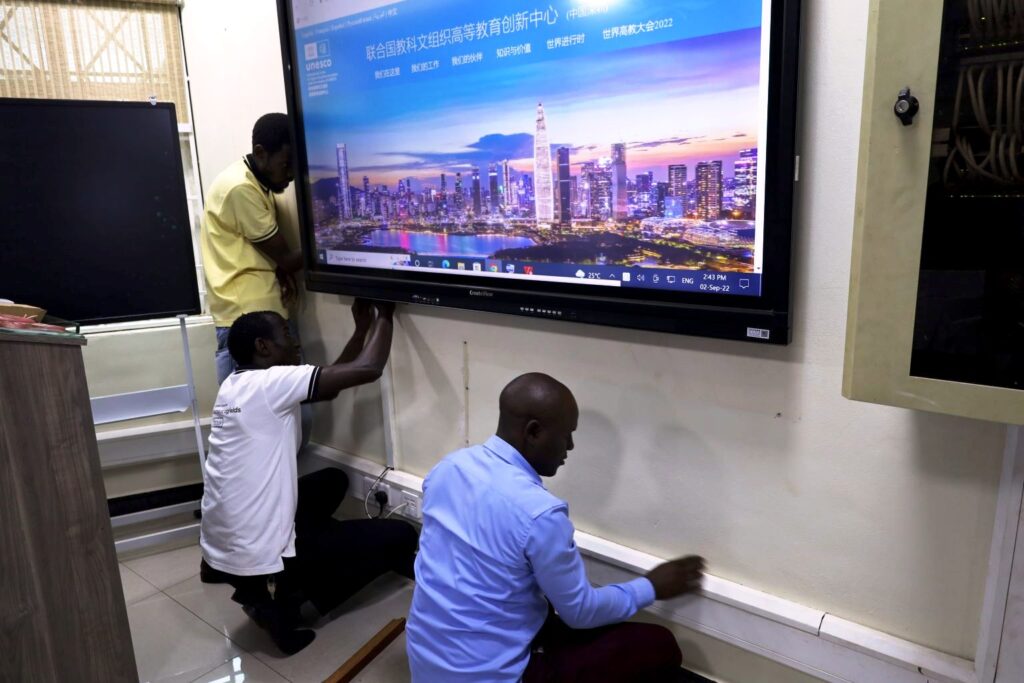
[277,0,800,344]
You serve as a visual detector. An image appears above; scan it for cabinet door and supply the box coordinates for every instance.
[844,0,1024,424]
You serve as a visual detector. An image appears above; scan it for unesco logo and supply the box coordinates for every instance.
[304,41,330,61]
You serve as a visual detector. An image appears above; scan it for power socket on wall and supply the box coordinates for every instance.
[357,474,422,521]
[362,476,393,514]
[401,490,422,521]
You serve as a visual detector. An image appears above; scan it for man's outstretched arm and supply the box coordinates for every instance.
[334,299,375,364]
[526,508,656,629]
[526,508,705,629]
[311,301,395,402]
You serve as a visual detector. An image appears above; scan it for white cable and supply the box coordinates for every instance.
[953,67,967,134]
[1005,63,1016,132]
[1008,134,1023,180]
[968,67,989,134]
[996,63,1005,131]
[956,133,1006,182]
[980,130,1002,176]
[944,146,964,187]
[979,66,993,133]
[969,0,982,40]
[1014,61,1024,135]
[956,135,977,175]
[363,466,393,519]
[946,70,970,186]
[995,131,1010,179]
[996,0,1008,37]
[982,0,996,39]
[383,502,411,519]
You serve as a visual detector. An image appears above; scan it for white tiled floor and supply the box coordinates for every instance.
[120,542,413,683]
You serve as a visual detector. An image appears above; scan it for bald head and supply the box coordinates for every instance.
[496,373,578,477]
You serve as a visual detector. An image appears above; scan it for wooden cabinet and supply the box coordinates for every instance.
[0,330,137,682]
[844,0,1024,423]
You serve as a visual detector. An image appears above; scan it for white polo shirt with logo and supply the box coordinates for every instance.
[200,364,322,576]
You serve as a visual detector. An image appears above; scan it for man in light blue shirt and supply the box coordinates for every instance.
[407,373,706,682]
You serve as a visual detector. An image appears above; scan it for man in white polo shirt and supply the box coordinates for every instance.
[200,300,416,654]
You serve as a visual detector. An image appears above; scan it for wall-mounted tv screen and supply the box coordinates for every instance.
[279,0,799,343]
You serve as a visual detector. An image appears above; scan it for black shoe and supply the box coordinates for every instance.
[200,558,231,584]
[242,604,316,656]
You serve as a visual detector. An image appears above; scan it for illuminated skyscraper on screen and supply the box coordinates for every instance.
[557,147,571,227]
[734,148,758,212]
[696,161,723,220]
[439,173,448,215]
[488,164,500,213]
[533,103,554,223]
[454,172,464,212]
[471,167,482,215]
[611,143,627,219]
[336,144,352,219]
[502,160,515,209]
[668,164,687,197]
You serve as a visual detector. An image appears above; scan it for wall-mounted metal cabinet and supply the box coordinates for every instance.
[845,0,1024,424]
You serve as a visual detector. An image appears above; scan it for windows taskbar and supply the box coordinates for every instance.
[317,249,762,296]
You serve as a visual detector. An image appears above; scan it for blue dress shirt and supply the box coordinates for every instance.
[406,435,656,682]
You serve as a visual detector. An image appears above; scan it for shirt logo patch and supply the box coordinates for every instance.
[212,405,241,428]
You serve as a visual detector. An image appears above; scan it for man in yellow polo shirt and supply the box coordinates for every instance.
[201,113,304,383]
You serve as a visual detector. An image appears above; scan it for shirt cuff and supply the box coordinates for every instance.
[624,577,657,610]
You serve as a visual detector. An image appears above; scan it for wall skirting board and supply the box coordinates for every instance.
[96,422,1022,683]
[300,443,978,683]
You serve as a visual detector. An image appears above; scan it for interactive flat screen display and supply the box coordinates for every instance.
[289,0,773,296]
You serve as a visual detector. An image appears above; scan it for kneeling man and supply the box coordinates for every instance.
[407,372,705,682]
[200,301,417,654]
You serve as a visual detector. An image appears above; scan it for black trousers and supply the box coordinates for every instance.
[523,610,703,683]
[225,467,418,617]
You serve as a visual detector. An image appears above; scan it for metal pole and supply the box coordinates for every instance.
[178,314,206,465]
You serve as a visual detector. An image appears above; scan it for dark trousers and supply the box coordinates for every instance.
[225,467,418,618]
[523,611,695,683]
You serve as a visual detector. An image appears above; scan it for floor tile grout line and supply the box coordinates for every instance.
[140,588,248,679]
[159,582,297,683]
[124,590,248,683]
[159,571,202,595]
[248,648,300,683]
[120,546,293,682]
[120,564,163,607]
[122,546,205,591]
[120,563,162,590]
[178,657,233,683]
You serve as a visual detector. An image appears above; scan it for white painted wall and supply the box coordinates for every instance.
[180,0,1007,666]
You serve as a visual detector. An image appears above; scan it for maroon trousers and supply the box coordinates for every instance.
[522,612,700,683]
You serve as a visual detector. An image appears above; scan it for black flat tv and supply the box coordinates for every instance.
[0,99,200,325]
[278,0,799,344]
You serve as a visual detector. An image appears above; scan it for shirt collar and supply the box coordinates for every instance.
[483,435,542,485]
[242,155,271,193]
